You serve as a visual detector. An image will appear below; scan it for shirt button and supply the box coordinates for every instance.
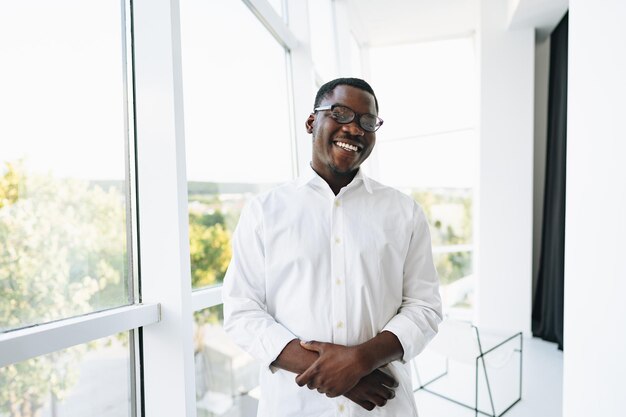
[334,237,341,244]
[336,321,344,329]
[335,278,342,285]
[334,200,341,207]
[338,404,345,413]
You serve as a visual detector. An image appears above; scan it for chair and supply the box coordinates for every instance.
[413,319,522,417]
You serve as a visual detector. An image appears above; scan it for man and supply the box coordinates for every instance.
[223,77,442,416]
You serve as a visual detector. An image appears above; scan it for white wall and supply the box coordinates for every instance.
[476,0,534,334]
[564,1,626,416]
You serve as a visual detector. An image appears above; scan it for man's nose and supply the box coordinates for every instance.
[341,120,365,136]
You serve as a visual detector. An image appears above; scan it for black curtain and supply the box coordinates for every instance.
[532,12,568,350]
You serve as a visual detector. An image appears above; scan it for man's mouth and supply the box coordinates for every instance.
[334,140,361,152]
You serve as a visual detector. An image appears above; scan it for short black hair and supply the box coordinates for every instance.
[313,77,379,113]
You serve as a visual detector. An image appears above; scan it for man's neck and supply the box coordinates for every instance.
[311,164,357,196]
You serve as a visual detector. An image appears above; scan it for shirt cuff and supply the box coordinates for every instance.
[254,322,298,372]
[382,314,425,363]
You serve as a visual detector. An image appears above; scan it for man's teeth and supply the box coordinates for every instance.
[335,141,358,152]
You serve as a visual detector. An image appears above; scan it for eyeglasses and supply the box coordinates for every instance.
[313,104,384,132]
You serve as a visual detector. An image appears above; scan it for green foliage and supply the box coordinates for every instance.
[0,163,127,417]
[433,251,473,285]
[413,189,473,286]
[189,211,231,289]
[0,162,20,209]
[412,189,472,246]
[188,210,232,326]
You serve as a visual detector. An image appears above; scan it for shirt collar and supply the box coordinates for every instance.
[296,164,373,194]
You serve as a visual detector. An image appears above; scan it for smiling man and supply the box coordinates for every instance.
[223,78,442,416]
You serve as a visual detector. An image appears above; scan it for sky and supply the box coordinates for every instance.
[0,1,127,181]
[1,1,477,189]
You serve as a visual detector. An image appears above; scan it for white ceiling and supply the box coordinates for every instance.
[344,0,479,47]
[342,0,568,47]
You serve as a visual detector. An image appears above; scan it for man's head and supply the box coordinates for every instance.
[306,78,381,184]
[313,78,379,113]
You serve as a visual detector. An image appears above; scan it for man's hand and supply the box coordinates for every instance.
[295,340,372,397]
[344,369,398,411]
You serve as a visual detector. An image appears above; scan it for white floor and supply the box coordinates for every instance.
[414,337,563,417]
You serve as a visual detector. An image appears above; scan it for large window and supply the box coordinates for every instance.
[369,37,478,317]
[0,333,132,417]
[0,1,131,331]
[0,1,141,415]
[0,0,315,416]
[179,0,295,415]
[180,0,293,291]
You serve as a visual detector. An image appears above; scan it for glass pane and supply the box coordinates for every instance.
[369,38,477,318]
[0,332,132,417]
[180,0,293,290]
[412,188,474,315]
[194,305,260,417]
[369,37,477,141]
[0,1,131,331]
[308,0,337,82]
[434,250,473,312]
[411,188,473,246]
[375,130,477,189]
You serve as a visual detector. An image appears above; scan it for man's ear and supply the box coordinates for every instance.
[305,113,315,134]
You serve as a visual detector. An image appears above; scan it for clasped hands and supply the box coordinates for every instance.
[294,340,398,411]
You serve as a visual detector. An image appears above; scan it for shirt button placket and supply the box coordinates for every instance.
[330,197,347,346]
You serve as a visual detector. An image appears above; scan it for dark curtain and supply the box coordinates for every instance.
[532,12,568,350]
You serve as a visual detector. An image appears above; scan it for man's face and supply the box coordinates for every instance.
[306,85,377,178]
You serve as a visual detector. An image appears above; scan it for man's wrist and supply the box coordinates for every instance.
[354,331,404,373]
[352,344,377,376]
[271,339,319,374]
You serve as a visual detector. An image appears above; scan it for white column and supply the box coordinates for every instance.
[133,0,196,416]
[476,0,534,334]
[564,1,626,416]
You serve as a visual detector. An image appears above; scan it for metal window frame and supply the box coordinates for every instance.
[0,304,160,368]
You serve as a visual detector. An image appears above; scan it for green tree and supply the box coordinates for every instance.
[189,212,231,289]
[188,210,232,327]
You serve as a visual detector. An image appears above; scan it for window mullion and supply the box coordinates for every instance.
[243,0,298,49]
[133,0,197,416]
[0,304,160,368]
[192,286,224,312]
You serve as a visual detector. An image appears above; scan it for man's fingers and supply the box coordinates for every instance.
[299,339,323,353]
[376,384,395,400]
[295,371,310,387]
[371,395,388,407]
[375,369,399,388]
[357,400,375,411]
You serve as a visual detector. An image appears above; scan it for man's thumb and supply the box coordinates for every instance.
[300,340,322,352]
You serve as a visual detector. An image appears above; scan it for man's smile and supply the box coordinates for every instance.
[333,140,362,153]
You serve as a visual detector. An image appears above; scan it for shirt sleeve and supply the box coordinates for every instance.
[382,202,443,363]
[222,198,297,370]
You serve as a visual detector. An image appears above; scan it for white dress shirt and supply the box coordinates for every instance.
[223,166,442,417]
